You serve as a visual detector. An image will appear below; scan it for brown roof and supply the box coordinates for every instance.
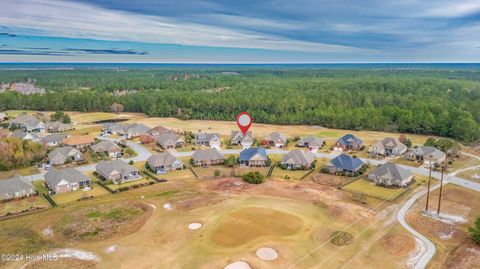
[62,135,95,146]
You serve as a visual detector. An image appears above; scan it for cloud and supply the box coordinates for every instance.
[0,32,17,37]
[0,0,370,54]
[0,47,149,56]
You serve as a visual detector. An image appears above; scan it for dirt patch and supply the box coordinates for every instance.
[206,178,255,192]
[406,212,459,241]
[311,173,350,187]
[330,231,354,246]
[329,202,375,223]
[174,194,227,211]
[54,203,151,242]
[209,207,303,248]
[22,258,97,269]
[443,244,480,269]
[381,233,415,256]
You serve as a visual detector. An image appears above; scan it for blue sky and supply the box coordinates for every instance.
[0,0,479,63]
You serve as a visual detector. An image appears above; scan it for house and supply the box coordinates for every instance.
[103,123,124,135]
[333,134,364,151]
[121,123,151,138]
[194,133,221,149]
[9,115,45,132]
[263,132,287,148]
[147,152,184,174]
[155,133,185,149]
[405,146,446,167]
[369,137,407,157]
[41,133,69,147]
[91,140,122,158]
[368,162,414,188]
[239,147,268,167]
[9,130,41,142]
[48,146,85,165]
[95,160,141,184]
[279,150,315,170]
[0,175,36,200]
[297,135,325,151]
[0,112,7,122]
[192,148,225,166]
[44,121,74,133]
[62,135,95,149]
[231,130,254,148]
[44,168,90,194]
[147,125,173,136]
[324,154,365,175]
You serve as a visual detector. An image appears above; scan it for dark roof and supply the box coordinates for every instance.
[192,148,224,162]
[41,133,68,144]
[337,134,363,146]
[330,154,364,171]
[0,175,35,197]
[147,152,182,167]
[239,147,267,161]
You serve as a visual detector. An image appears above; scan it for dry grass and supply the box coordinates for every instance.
[52,184,111,205]
[342,179,411,201]
[0,195,50,217]
[190,166,234,179]
[0,166,40,179]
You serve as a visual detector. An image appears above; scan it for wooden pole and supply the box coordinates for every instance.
[437,156,447,215]
[425,164,432,211]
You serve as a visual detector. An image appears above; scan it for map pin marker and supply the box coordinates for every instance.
[236,112,252,135]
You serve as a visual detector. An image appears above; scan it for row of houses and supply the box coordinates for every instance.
[8,114,74,133]
[48,140,121,165]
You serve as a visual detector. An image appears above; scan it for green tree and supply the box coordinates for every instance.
[468,216,480,245]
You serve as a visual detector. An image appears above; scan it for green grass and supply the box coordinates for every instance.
[342,179,410,201]
[157,169,196,181]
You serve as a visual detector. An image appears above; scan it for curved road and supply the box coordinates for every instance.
[24,140,480,268]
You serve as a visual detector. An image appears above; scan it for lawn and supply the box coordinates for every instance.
[270,166,312,180]
[106,178,155,190]
[0,195,50,217]
[190,166,234,179]
[157,169,196,181]
[69,112,137,124]
[232,166,271,177]
[0,166,40,179]
[392,157,422,167]
[447,154,480,171]
[342,179,410,201]
[52,183,111,205]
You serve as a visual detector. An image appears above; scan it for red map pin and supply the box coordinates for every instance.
[236,112,252,135]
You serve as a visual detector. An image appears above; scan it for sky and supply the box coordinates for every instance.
[0,0,479,63]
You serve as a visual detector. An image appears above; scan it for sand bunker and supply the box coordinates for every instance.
[256,247,279,261]
[224,261,252,269]
[163,203,173,211]
[105,245,118,254]
[188,223,202,230]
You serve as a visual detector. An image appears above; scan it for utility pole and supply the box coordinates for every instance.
[437,155,447,215]
[425,163,432,211]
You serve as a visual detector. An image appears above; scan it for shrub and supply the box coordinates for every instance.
[330,231,353,246]
[469,216,480,245]
[242,172,265,184]
[213,169,221,177]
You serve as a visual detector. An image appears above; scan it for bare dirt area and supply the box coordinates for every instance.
[408,184,480,269]
[22,258,97,269]
[53,202,152,242]
[310,173,351,187]
[381,233,416,256]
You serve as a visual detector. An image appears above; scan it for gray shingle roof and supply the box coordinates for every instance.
[337,134,363,146]
[41,133,68,144]
[155,133,180,146]
[265,132,287,142]
[195,132,220,142]
[45,168,90,188]
[369,162,412,182]
[96,160,138,178]
[91,140,121,153]
[280,150,315,166]
[9,115,43,129]
[192,148,224,162]
[0,175,35,197]
[413,146,446,160]
[147,152,182,167]
[299,135,324,147]
[48,146,81,161]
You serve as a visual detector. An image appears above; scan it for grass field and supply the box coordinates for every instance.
[157,169,196,181]
[0,166,40,179]
[457,168,480,180]
[52,183,111,205]
[270,166,312,180]
[232,166,270,177]
[190,166,234,179]
[0,195,50,217]
[342,179,411,201]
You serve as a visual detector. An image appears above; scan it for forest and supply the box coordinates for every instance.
[0,66,479,143]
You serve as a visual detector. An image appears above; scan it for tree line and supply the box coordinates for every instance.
[0,68,479,143]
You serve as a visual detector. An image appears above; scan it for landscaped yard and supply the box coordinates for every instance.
[0,166,40,179]
[52,183,111,204]
[342,179,411,201]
